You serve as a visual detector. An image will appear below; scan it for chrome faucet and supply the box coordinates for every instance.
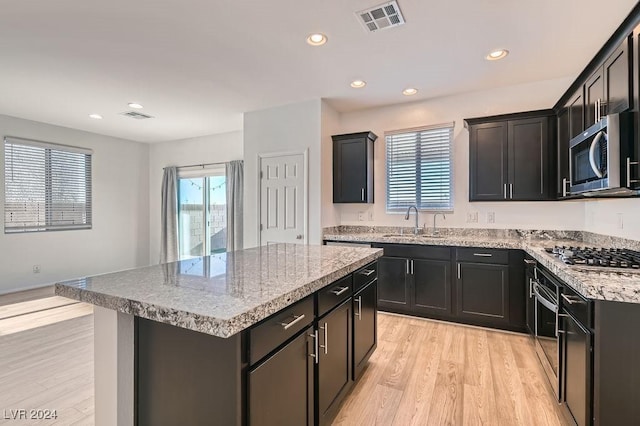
[432,213,446,236]
[404,205,419,235]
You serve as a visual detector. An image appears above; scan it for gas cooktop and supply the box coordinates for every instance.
[545,246,640,269]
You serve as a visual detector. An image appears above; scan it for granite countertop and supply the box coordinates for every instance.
[55,244,383,338]
[324,229,640,304]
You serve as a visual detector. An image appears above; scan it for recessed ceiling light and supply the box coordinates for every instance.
[350,80,366,88]
[306,33,327,46]
[88,114,103,120]
[128,102,144,109]
[402,88,418,96]
[486,49,509,61]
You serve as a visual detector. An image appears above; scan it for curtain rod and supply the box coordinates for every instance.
[163,161,228,170]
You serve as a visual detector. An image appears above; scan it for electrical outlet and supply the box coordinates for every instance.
[487,212,495,223]
[33,265,41,274]
[358,211,365,221]
[466,212,478,223]
[367,211,374,221]
[617,213,624,229]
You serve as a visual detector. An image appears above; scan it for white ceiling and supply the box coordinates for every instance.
[0,0,637,143]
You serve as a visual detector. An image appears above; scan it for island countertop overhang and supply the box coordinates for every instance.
[55,243,383,338]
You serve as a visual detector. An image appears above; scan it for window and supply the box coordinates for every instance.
[385,123,454,212]
[178,167,227,258]
[4,137,92,233]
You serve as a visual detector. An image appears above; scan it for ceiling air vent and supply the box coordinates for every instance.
[356,1,405,33]
[120,111,154,120]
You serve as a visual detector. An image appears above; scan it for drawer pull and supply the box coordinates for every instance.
[355,296,362,320]
[473,253,493,257]
[279,314,306,330]
[561,294,583,305]
[309,330,319,364]
[359,269,375,276]
[330,286,350,296]
[320,322,328,355]
[524,259,536,265]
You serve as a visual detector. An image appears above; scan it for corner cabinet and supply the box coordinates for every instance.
[332,131,377,203]
[466,110,556,201]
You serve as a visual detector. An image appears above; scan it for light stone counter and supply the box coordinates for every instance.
[55,243,382,338]
[323,229,640,304]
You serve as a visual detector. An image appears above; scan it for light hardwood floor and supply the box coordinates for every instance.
[334,313,568,426]
[0,294,566,425]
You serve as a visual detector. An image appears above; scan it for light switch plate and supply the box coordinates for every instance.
[358,212,365,221]
[466,212,478,223]
[487,212,495,223]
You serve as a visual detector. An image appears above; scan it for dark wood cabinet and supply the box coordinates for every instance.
[468,122,508,200]
[603,37,631,116]
[585,68,604,128]
[377,256,410,311]
[332,132,377,203]
[317,298,352,426]
[353,280,377,379]
[568,88,585,140]
[467,111,555,201]
[557,108,570,197]
[249,326,314,426]
[561,313,592,426]
[455,262,509,325]
[412,258,452,316]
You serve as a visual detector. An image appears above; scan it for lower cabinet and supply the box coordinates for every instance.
[413,259,452,316]
[248,326,314,426]
[377,256,410,310]
[317,298,353,426]
[456,262,509,325]
[561,313,592,426]
[353,280,377,379]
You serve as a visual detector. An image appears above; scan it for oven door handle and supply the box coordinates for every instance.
[533,282,558,313]
[589,130,607,178]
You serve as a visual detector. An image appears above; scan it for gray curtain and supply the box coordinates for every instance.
[226,160,244,252]
[160,166,179,263]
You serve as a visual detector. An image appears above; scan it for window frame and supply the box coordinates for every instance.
[4,136,93,234]
[385,123,454,213]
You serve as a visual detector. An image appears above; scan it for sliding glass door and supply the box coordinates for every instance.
[178,168,227,259]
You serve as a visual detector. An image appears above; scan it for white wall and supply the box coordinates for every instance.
[321,101,340,228]
[243,100,322,248]
[148,131,243,262]
[584,198,640,240]
[0,114,150,293]
[333,78,587,231]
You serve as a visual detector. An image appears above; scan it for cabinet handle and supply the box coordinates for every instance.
[457,263,461,279]
[411,259,414,274]
[279,314,306,330]
[330,286,349,296]
[562,178,570,197]
[319,322,328,354]
[509,183,513,199]
[361,188,365,201]
[309,330,319,364]
[561,293,584,305]
[359,269,375,276]
[529,278,534,298]
[473,253,492,257]
[355,296,362,320]
[627,157,639,186]
[504,183,507,199]
[406,259,410,275]
[524,259,536,265]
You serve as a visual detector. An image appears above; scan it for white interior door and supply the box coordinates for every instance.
[259,152,307,245]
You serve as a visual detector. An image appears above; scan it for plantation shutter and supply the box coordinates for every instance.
[386,123,453,211]
[4,137,92,233]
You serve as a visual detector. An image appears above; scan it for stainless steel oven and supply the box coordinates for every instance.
[532,266,561,399]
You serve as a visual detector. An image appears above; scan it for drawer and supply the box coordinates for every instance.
[249,295,314,365]
[561,285,592,329]
[374,244,451,261]
[456,247,509,265]
[353,262,377,292]
[317,275,353,317]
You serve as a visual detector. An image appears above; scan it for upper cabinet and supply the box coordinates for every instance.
[466,111,555,202]
[332,131,377,203]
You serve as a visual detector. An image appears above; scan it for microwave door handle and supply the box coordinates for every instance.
[589,131,606,178]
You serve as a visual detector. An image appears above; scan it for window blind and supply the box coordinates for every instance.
[385,123,454,211]
[4,137,93,233]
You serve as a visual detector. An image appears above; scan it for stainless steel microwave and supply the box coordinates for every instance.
[569,113,629,194]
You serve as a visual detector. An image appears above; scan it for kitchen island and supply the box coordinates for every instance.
[55,243,383,426]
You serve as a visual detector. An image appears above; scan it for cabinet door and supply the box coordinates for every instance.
[248,327,314,426]
[508,117,549,200]
[377,256,410,311]
[568,88,585,140]
[317,299,352,426]
[353,281,377,379]
[469,122,508,201]
[585,69,604,127]
[412,258,452,316]
[333,138,367,203]
[562,314,592,426]
[557,108,570,197]
[603,37,631,116]
[456,262,509,325]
